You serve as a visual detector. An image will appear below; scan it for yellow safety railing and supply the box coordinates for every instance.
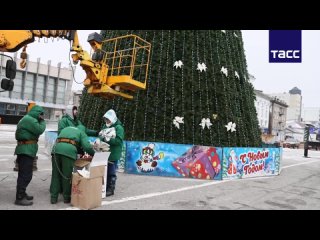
[100,34,151,92]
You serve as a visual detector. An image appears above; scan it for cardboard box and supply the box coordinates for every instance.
[71,172,103,210]
[72,152,110,208]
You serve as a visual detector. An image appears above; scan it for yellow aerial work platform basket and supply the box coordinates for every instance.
[85,34,151,100]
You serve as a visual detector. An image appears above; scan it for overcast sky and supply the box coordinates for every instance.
[242,30,320,108]
[20,30,319,108]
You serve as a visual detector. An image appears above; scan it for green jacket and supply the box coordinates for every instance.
[52,126,95,160]
[15,105,46,158]
[58,114,97,136]
[99,119,124,162]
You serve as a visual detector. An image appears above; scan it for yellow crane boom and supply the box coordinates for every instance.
[0,30,151,100]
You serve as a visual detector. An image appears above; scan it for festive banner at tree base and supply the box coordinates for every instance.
[126,141,281,180]
[222,147,281,179]
[125,141,223,180]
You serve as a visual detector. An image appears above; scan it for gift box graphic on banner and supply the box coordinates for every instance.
[172,146,222,180]
[171,147,194,177]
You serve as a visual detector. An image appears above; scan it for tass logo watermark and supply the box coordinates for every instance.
[269,30,302,63]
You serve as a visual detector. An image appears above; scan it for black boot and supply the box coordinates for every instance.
[105,177,116,197]
[105,186,114,197]
[15,190,33,206]
[24,193,33,201]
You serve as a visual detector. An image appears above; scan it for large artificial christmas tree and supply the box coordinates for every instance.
[79,30,261,147]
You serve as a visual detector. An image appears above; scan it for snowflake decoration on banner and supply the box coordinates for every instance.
[200,118,212,129]
[225,122,236,132]
[173,116,184,129]
[235,71,240,79]
[221,30,226,34]
[197,62,207,72]
[174,60,183,69]
[234,32,238,38]
[221,66,228,77]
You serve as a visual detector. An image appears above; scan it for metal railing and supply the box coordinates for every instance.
[101,34,151,85]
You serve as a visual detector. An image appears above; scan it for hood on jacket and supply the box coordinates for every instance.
[103,109,117,125]
[28,105,44,119]
[65,105,77,120]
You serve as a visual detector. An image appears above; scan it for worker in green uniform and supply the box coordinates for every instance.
[50,126,95,204]
[54,105,97,196]
[99,109,124,197]
[14,105,46,206]
[58,105,97,136]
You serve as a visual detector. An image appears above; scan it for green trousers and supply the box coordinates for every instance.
[50,154,74,201]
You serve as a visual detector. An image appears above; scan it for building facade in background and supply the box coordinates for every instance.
[72,90,82,108]
[0,53,73,122]
[270,87,302,122]
[254,90,271,134]
[269,97,288,142]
